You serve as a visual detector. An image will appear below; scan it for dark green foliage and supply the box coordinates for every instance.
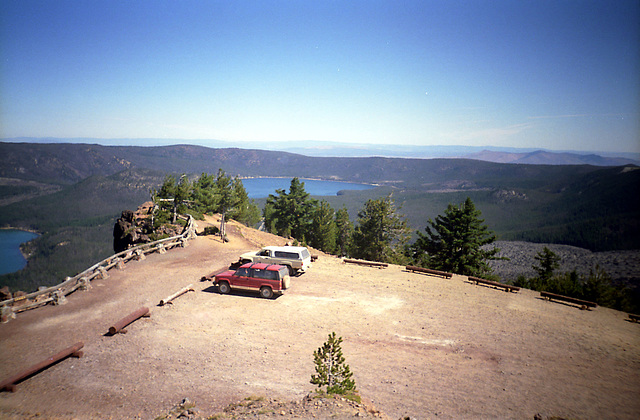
[334,207,353,257]
[310,332,357,395]
[308,200,338,254]
[228,176,261,227]
[412,198,500,277]
[350,195,410,264]
[203,226,220,236]
[532,247,561,285]
[514,255,639,313]
[263,178,318,242]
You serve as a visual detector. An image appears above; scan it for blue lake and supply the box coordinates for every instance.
[241,178,374,198]
[0,229,39,275]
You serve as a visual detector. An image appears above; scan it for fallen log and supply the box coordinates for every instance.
[468,276,520,293]
[405,266,453,279]
[627,313,639,323]
[159,284,194,306]
[0,342,84,392]
[540,291,597,309]
[343,258,388,268]
[108,307,150,335]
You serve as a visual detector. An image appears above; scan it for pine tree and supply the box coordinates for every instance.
[310,332,356,395]
[309,200,337,254]
[532,246,560,286]
[350,195,410,264]
[334,207,353,257]
[264,178,317,242]
[412,197,499,276]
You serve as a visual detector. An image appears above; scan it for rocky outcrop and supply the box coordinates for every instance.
[113,202,183,253]
[113,203,155,253]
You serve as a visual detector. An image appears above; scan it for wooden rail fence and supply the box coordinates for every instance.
[0,215,196,323]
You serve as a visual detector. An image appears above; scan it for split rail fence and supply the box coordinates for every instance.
[0,215,196,323]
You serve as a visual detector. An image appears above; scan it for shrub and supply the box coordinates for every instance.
[310,332,357,395]
[203,226,220,236]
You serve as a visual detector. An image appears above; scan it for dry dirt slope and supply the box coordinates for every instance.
[1,216,639,419]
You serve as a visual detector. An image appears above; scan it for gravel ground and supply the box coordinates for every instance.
[1,218,639,419]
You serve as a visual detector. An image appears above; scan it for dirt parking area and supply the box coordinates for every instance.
[1,217,639,419]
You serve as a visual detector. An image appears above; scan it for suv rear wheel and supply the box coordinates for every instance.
[260,286,273,299]
[218,281,230,294]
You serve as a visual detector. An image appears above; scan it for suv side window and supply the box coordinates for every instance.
[235,267,250,277]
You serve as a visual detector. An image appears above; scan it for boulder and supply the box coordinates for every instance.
[0,286,11,301]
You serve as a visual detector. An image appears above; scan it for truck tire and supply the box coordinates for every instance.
[286,265,297,276]
[260,286,273,299]
[218,281,230,294]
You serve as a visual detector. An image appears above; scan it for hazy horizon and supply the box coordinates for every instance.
[1,1,638,153]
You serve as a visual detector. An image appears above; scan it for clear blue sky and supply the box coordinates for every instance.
[1,0,638,153]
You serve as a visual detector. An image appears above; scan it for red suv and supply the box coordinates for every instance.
[213,262,291,299]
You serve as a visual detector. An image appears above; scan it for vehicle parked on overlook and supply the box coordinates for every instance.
[239,246,311,275]
[213,262,290,299]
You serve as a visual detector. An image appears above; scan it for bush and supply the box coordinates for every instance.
[203,226,220,236]
[310,332,357,395]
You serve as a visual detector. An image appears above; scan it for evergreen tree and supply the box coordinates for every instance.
[154,174,191,223]
[412,197,499,277]
[310,332,357,395]
[192,172,217,214]
[309,200,337,253]
[531,246,560,289]
[264,177,317,242]
[350,195,410,264]
[214,169,237,241]
[334,207,353,257]
[228,176,260,227]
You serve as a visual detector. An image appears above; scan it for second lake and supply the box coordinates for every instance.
[241,178,374,198]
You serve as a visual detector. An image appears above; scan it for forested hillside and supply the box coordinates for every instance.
[1,142,638,292]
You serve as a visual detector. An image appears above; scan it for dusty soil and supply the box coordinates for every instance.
[1,216,639,419]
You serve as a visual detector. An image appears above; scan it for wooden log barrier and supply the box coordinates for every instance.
[343,258,388,268]
[405,266,453,279]
[627,313,639,323]
[540,291,597,309]
[159,284,194,306]
[0,342,84,392]
[468,276,520,293]
[108,307,150,335]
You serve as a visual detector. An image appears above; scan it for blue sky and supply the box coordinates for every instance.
[1,0,638,153]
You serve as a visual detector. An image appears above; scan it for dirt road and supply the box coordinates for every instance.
[1,217,639,419]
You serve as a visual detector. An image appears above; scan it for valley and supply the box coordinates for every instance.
[0,142,638,295]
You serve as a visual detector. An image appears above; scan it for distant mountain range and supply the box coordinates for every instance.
[5,137,639,166]
[465,150,639,166]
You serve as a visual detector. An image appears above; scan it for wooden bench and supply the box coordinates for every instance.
[405,266,453,279]
[343,258,388,268]
[468,276,520,293]
[628,313,640,323]
[540,291,597,310]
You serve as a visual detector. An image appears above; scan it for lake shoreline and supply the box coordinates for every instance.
[0,228,40,276]
[238,175,380,187]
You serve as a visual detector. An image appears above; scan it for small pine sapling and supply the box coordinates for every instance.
[310,332,357,395]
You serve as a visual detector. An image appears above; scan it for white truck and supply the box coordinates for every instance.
[239,246,312,276]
